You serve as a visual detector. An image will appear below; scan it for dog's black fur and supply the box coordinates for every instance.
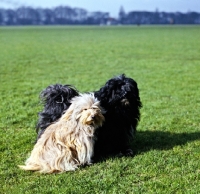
[94,74,142,157]
[36,74,142,158]
[36,84,79,140]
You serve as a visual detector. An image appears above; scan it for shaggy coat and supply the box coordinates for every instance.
[35,74,142,158]
[36,84,79,140]
[94,74,142,156]
[19,94,104,173]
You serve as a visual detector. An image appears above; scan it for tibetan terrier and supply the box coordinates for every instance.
[19,93,105,173]
[36,84,79,141]
[94,74,142,157]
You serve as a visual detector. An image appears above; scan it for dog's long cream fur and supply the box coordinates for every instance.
[19,93,104,173]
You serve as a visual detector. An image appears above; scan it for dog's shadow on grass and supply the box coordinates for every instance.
[133,130,200,154]
[94,130,200,162]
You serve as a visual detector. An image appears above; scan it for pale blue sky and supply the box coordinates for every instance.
[0,0,199,17]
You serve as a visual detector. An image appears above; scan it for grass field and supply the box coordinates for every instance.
[0,25,200,193]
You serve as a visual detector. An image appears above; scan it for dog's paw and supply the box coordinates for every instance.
[87,162,93,166]
[123,148,134,157]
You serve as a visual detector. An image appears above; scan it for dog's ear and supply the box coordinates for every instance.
[93,101,106,114]
[93,101,100,107]
[61,104,74,121]
[76,113,81,120]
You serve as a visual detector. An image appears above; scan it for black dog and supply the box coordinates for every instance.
[36,84,79,140]
[36,74,142,158]
[94,74,142,157]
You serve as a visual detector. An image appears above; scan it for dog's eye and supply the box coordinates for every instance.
[92,106,98,110]
[83,108,87,111]
[92,107,99,110]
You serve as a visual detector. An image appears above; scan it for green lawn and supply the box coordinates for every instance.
[0,25,200,193]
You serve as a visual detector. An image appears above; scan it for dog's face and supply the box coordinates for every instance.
[79,103,104,126]
[110,82,134,106]
[63,93,105,128]
[96,75,139,109]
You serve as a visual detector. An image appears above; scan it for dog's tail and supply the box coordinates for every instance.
[19,164,56,173]
[36,84,79,139]
[18,164,41,171]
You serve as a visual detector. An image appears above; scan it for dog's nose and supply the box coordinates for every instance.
[91,115,95,119]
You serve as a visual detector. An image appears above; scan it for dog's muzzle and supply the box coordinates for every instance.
[85,115,96,125]
[121,98,130,106]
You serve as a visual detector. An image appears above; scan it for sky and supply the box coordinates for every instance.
[0,0,200,17]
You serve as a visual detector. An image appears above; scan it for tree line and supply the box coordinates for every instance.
[0,6,200,25]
